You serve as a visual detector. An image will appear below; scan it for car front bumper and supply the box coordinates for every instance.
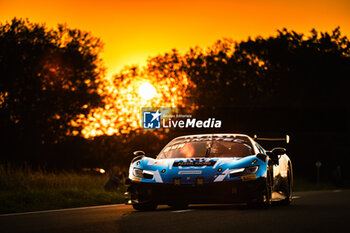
[125,178,266,205]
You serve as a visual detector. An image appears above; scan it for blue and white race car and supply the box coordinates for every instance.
[125,134,293,210]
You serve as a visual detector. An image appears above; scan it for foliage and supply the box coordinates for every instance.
[149,28,350,112]
[0,164,125,214]
[76,59,194,138]
[236,27,350,108]
[0,18,105,150]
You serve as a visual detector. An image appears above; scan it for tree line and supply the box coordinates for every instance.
[1,18,349,184]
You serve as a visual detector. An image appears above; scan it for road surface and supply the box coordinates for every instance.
[1,190,349,233]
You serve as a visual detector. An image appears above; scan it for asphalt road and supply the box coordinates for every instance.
[1,190,349,233]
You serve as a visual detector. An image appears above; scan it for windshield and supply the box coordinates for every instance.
[157,136,253,159]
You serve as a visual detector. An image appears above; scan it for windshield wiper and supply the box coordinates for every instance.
[205,138,214,157]
[205,147,211,157]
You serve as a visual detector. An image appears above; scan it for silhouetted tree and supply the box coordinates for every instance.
[236,27,350,108]
[0,18,105,163]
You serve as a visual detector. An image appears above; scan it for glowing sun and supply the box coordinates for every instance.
[138,82,157,100]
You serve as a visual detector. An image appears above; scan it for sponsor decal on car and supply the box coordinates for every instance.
[241,174,257,182]
[173,159,217,167]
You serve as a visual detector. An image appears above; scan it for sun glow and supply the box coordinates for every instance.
[138,82,157,100]
[73,67,194,138]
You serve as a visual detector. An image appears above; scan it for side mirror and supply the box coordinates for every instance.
[272,147,286,156]
[266,151,278,165]
[133,151,145,157]
[256,153,267,162]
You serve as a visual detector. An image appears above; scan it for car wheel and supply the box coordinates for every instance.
[248,168,272,209]
[132,202,157,211]
[281,168,293,205]
[262,169,273,208]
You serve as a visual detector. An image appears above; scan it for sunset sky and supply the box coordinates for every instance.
[1,0,349,78]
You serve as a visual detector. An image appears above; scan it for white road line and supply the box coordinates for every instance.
[172,209,194,213]
[0,203,126,217]
[293,196,301,199]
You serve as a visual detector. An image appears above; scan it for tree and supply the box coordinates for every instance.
[0,18,105,163]
[236,27,350,108]
[182,39,270,117]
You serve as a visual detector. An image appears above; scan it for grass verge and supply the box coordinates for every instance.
[0,165,125,214]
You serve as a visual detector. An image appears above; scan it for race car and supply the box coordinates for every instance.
[125,134,293,210]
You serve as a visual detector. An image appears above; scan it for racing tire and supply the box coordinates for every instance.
[281,168,293,205]
[248,169,272,209]
[261,169,273,208]
[132,202,157,211]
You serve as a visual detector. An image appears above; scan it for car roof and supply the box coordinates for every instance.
[173,133,252,140]
[160,134,260,156]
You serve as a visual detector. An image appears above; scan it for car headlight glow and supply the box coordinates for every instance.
[244,166,259,174]
[229,166,259,178]
[133,168,143,177]
[133,168,154,179]
[229,168,245,174]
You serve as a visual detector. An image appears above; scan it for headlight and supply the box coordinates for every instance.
[133,168,154,179]
[229,166,259,178]
[244,166,259,174]
[133,168,143,177]
[229,168,245,174]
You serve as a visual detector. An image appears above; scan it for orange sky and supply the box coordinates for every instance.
[1,0,349,78]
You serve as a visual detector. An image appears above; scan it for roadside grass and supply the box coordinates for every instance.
[0,165,126,214]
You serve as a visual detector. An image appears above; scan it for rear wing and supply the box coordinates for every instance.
[253,134,290,144]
